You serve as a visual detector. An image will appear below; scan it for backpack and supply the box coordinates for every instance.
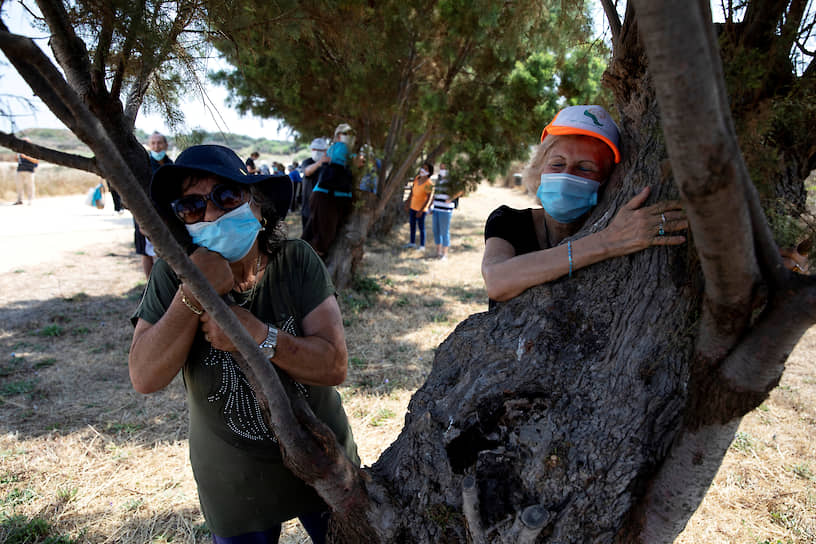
[315,163,353,195]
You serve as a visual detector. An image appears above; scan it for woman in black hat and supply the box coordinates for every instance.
[128,145,358,543]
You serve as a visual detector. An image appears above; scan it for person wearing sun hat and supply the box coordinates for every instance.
[481,105,689,308]
[129,144,359,543]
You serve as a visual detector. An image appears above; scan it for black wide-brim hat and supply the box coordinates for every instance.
[150,144,293,220]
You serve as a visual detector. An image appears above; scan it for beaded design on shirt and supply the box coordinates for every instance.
[203,314,308,442]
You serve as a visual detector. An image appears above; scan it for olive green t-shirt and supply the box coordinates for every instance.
[132,239,359,537]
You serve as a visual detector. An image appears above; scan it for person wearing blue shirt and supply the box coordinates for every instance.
[288,162,303,211]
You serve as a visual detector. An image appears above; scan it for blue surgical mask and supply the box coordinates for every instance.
[185,202,262,262]
[537,173,601,223]
[150,150,167,161]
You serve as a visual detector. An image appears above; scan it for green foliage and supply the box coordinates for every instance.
[0,379,37,397]
[788,463,814,481]
[369,408,396,427]
[731,431,754,453]
[0,515,77,544]
[352,275,383,295]
[36,325,64,338]
[717,10,816,250]
[207,0,608,201]
[1,487,36,507]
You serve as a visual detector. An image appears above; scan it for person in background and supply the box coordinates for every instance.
[259,162,272,176]
[357,144,380,195]
[303,125,355,257]
[14,138,39,206]
[481,105,687,308]
[403,161,434,252]
[300,138,329,231]
[246,151,260,174]
[430,163,464,260]
[288,161,302,211]
[136,131,174,279]
[129,144,358,544]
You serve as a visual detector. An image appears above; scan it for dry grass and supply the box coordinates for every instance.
[0,162,105,202]
[0,183,814,543]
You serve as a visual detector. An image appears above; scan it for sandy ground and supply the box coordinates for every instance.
[1,185,813,542]
[0,193,133,275]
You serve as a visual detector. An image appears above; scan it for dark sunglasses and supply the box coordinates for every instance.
[171,184,246,224]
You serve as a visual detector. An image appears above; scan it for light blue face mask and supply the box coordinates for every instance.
[537,173,601,223]
[150,150,167,161]
[185,202,262,262]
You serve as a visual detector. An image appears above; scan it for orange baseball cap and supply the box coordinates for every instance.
[540,105,621,163]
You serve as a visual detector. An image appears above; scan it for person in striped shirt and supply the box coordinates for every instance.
[430,163,464,260]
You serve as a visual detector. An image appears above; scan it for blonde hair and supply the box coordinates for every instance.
[521,134,616,194]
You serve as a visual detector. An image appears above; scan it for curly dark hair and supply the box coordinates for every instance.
[163,174,287,257]
[246,183,287,256]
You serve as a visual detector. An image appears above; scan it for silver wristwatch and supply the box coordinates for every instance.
[259,325,278,359]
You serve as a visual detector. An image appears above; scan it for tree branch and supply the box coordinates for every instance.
[600,0,622,45]
[720,277,816,392]
[375,128,434,219]
[124,2,199,124]
[0,131,99,174]
[741,0,790,49]
[778,0,808,63]
[91,3,115,96]
[35,0,95,99]
[110,3,143,100]
[632,0,762,360]
[0,27,82,137]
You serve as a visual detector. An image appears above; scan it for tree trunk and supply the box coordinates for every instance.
[356,97,700,544]
[325,191,377,289]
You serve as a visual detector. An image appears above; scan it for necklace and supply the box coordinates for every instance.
[237,253,264,307]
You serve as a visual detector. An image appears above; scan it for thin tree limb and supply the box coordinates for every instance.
[375,128,434,220]
[0,27,82,137]
[0,131,99,174]
[91,3,115,96]
[110,2,144,100]
[35,0,95,98]
[600,0,622,44]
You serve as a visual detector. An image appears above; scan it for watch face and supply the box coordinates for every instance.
[260,345,276,359]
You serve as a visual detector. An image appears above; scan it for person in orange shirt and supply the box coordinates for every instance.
[403,161,434,252]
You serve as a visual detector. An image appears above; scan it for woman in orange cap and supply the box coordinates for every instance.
[481,105,688,307]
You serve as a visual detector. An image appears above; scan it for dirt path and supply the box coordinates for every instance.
[0,193,132,275]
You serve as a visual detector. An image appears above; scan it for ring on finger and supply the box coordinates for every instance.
[658,225,665,236]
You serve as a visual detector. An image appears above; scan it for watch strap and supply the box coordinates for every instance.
[259,324,278,359]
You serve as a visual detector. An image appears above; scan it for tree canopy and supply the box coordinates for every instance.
[208,0,609,191]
